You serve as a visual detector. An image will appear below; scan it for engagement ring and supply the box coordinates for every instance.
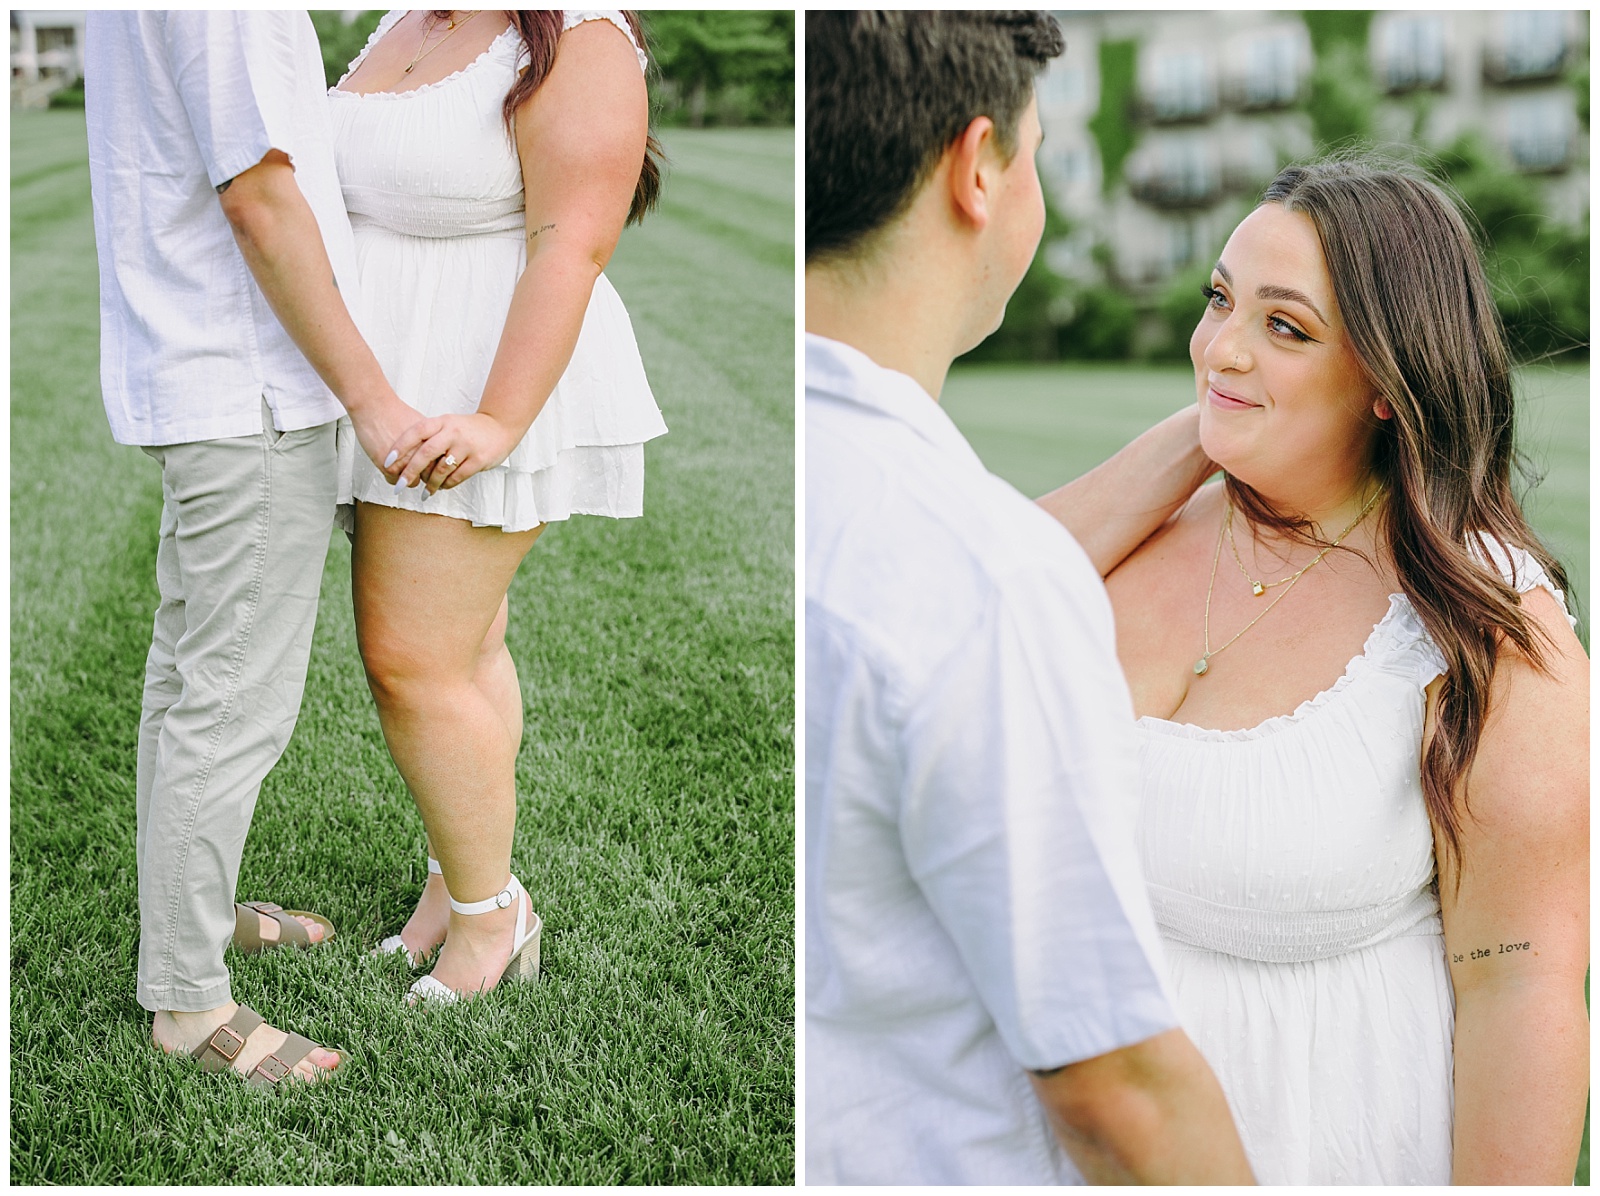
[443,454,458,467]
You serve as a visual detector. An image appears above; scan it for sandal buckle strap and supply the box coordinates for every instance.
[449,877,518,917]
[252,1053,291,1085]
[206,1023,247,1062]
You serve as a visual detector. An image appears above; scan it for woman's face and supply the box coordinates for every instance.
[1190,203,1383,509]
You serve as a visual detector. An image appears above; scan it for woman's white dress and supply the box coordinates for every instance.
[1135,544,1574,1185]
[329,10,667,533]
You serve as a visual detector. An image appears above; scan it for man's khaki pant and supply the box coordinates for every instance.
[135,404,337,1012]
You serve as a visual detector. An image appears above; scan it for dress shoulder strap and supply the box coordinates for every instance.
[1469,532,1579,631]
[332,10,406,89]
[561,10,649,74]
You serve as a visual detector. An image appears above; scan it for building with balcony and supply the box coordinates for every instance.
[1038,10,1589,303]
[11,10,86,109]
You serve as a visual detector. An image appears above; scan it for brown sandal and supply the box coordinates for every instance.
[232,900,335,953]
[189,1005,334,1087]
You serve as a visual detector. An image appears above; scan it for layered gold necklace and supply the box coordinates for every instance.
[403,10,483,75]
[1193,491,1381,678]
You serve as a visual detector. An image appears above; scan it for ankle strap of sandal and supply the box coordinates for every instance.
[449,873,522,916]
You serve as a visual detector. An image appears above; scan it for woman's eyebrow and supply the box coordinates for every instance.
[1214,262,1329,327]
[1256,283,1329,327]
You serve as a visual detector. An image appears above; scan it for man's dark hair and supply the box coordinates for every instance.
[806,11,1064,264]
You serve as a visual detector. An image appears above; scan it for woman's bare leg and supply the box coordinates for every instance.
[395,595,522,961]
[353,502,542,993]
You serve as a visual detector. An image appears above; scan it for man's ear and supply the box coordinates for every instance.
[945,115,997,231]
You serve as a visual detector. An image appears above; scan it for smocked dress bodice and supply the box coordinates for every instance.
[1134,545,1573,1184]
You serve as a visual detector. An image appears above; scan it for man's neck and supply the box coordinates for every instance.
[805,234,974,403]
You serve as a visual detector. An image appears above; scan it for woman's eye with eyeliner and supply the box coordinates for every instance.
[1201,284,1228,311]
[1269,315,1311,342]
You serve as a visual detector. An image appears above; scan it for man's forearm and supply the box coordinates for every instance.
[1036,404,1213,577]
[1030,1028,1255,1184]
[218,152,391,418]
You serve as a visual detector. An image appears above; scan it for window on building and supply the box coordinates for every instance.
[1041,60,1087,109]
[1040,141,1095,197]
[1131,134,1218,207]
[1060,145,1092,186]
[1148,47,1213,121]
[35,26,75,55]
[1497,12,1567,81]
[1244,30,1301,108]
[1504,93,1574,171]
[1170,218,1198,273]
[1378,15,1446,92]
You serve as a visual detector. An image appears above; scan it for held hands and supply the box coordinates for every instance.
[384,412,521,495]
[349,391,427,484]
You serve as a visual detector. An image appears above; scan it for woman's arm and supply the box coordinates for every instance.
[392,18,647,489]
[1437,587,1589,1185]
[1034,404,1214,577]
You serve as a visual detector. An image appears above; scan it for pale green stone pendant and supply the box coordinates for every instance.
[1193,657,1210,676]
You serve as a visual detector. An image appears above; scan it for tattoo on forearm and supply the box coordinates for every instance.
[526,223,556,241]
[1453,940,1532,963]
[215,177,234,195]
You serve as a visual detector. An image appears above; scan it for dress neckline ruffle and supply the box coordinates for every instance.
[1137,537,1574,742]
[330,14,518,101]
[1137,592,1436,742]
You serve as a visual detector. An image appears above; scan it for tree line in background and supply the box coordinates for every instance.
[970,11,1590,366]
[308,10,792,127]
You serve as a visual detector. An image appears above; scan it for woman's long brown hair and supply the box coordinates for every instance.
[1227,156,1571,873]
[433,10,662,224]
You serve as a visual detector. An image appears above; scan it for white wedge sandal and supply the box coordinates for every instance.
[407,872,542,1005]
[376,856,448,965]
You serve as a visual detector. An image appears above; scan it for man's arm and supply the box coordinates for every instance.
[1035,404,1213,577]
[1030,1027,1255,1184]
[216,150,415,475]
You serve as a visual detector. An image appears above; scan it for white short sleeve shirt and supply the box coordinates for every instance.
[805,334,1177,1185]
[86,11,360,445]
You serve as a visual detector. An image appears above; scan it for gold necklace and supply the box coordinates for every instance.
[1228,504,1344,597]
[403,10,482,75]
[1193,491,1381,677]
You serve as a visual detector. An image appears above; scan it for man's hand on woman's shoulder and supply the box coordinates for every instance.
[1036,403,1215,577]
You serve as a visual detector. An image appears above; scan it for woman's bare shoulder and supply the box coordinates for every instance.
[1459,585,1588,833]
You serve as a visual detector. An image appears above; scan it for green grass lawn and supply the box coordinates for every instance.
[12,110,794,1184]
[946,358,1589,1185]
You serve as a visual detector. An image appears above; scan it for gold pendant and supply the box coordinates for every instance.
[1252,581,1265,597]
[1193,657,1209,676]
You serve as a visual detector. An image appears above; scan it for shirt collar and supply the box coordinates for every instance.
[805,333,987,470]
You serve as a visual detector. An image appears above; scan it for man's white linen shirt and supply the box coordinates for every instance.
[86,11,360,446]
[805,333,1177,1185]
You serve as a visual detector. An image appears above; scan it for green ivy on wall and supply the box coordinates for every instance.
[1298,11,1379,151]
[1088,39,1137,195]
[1301,10,1373,56]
